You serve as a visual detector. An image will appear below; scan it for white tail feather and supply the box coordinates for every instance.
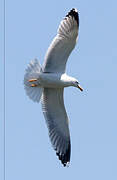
[24,59,43,103]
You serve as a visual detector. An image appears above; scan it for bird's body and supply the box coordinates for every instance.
[24,8,83,167]
[29,72,78,88]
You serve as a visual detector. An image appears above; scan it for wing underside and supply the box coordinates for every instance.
[41,88,71,166]
[42,8,79,73]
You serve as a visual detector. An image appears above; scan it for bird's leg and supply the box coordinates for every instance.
[30,83,37,87]
[28,79,38,87]
[28,78,37,82]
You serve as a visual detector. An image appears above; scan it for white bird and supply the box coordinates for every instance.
[24,8,83,167]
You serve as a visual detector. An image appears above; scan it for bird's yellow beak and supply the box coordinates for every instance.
[77,84,83,91]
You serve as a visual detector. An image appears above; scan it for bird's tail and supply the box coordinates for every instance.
[24,59,43,103]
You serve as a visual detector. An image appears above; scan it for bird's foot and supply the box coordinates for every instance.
[28,79,38,87]
[28,78,38,82]
[30,83,37,87]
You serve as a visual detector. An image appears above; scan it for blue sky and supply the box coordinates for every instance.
[1,0,117,179]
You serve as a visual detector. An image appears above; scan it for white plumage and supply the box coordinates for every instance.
[24,8,83,167]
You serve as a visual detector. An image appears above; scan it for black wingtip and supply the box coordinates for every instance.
[56,141,71,167]
[66,8,79,26]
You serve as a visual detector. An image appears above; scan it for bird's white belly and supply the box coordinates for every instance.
[38,73,69,88]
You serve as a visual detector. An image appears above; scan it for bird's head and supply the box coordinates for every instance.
[72,79,83,91]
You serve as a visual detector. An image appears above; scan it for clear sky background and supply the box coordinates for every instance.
[1,0,117,179]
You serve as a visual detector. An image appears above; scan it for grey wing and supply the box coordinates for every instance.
[43,8,79,73]
[41,88,70,166]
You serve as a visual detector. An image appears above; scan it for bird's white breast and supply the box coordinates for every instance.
[38,73,72,88]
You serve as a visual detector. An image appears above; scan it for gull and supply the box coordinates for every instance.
[24,8,83,167]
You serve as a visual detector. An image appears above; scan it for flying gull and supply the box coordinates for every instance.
[24,8,83,167]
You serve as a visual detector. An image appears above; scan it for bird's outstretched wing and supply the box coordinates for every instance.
[41,88,70,166]
[43,8,79,73]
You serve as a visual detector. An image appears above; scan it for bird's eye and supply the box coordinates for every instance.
[75,81,78,84]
